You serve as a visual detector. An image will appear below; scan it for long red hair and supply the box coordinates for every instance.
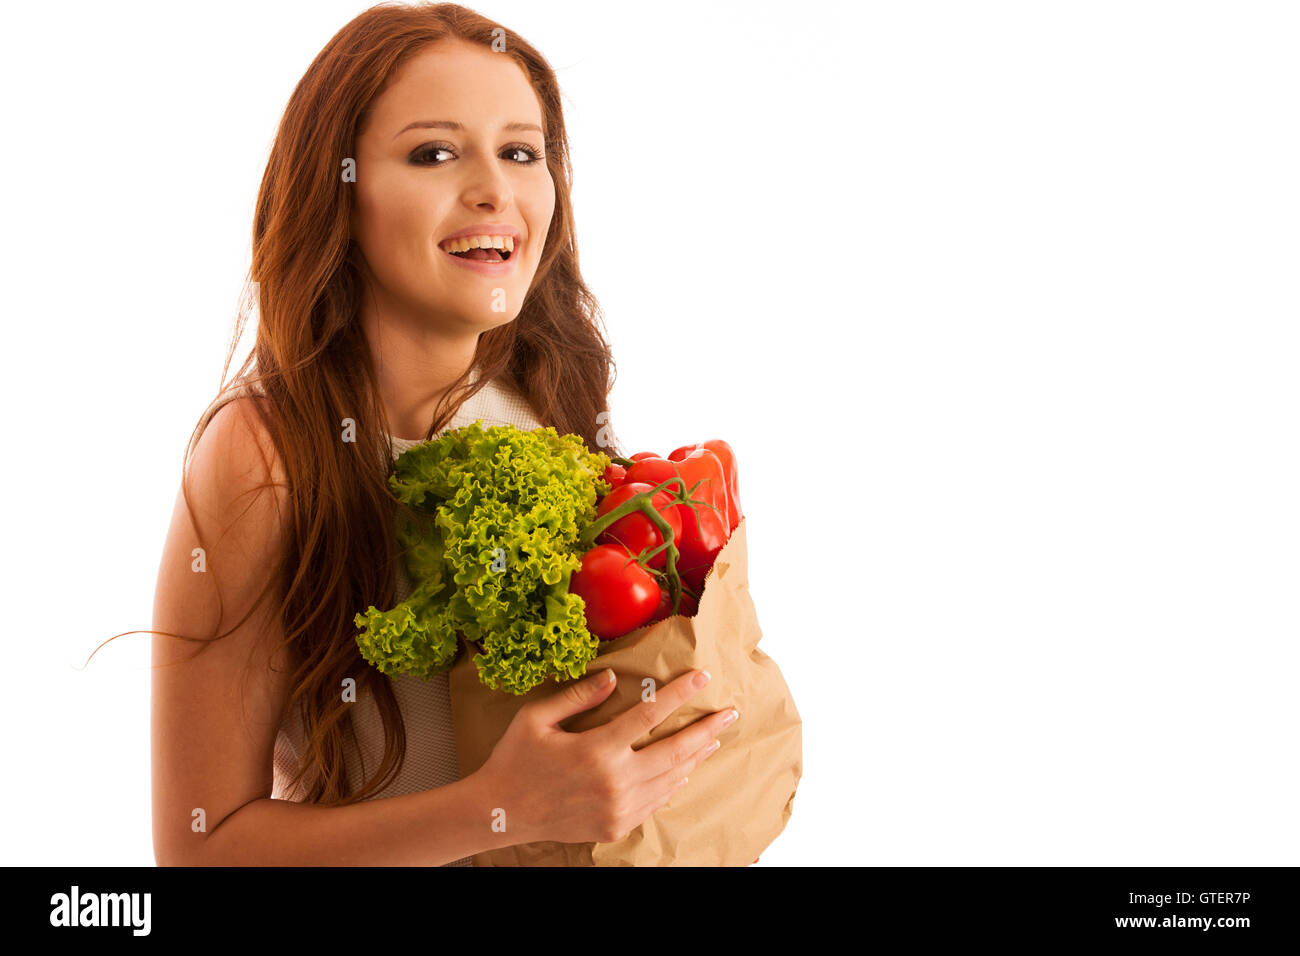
[110,1,622,804]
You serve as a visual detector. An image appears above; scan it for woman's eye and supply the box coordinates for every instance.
[412,144,454,165]
[504,145,545,164]
[411,143,544,166]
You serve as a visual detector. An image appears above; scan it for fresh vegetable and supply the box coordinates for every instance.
[622,455,678,487]
[577,469,693,633]
[569,542,662,639]
[353,421,611,695]
[669,440,742,532]
[355,424,744,684]
[669,448,731,593]
[594,482,684,569]
[623,450,730,594]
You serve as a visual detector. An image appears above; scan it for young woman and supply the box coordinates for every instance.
[150,2,736,867]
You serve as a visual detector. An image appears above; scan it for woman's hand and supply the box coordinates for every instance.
[475,668,737,846]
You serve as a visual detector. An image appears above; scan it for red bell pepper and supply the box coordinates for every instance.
[626,450,729,594]
[668,440,742,532]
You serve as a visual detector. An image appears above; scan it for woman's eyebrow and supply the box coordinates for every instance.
[393,119,542,139]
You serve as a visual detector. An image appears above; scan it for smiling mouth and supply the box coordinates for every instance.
[449,246,510,262]
[440,236,516,262]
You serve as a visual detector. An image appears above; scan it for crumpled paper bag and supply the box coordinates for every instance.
[448,516,802,865]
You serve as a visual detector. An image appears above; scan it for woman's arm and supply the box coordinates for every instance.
[166,771,522,866]
[151,398,522,866]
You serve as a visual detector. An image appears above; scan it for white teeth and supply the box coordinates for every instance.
[442,235,516,253]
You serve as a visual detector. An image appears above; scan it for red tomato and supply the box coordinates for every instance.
[601,463,627,489]
[570,544,661,640]
[624,456,683,494]
[644,449,728,593]
[595,482,684,569]
[624,454,726,592]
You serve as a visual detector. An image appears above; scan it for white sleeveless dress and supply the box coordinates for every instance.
[195,367,545,866]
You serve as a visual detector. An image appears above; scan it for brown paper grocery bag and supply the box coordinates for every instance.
[448,517,802,866]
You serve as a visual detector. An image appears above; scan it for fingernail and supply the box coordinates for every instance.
[694,669,711,689]
[722,708,739,726]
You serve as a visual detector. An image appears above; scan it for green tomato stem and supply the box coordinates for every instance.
[580,478,687,545]
[579,481,701,616]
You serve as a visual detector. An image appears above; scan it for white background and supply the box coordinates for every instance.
[2,0,1296,866]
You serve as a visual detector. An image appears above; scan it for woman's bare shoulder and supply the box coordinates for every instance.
[197,395,290,494]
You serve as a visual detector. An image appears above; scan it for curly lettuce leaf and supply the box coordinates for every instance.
[352,587,461,682]
[354,420,611,694]
[395,506,448,592]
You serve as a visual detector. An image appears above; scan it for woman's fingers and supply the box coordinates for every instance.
[593,668,713,749]
[626,735,723,823]
[529,667,618,727]
[631,705,737,780]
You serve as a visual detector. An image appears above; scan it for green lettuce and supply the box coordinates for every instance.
[353,421,611,695]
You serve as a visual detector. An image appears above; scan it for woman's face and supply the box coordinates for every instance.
[351,39,555,330]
